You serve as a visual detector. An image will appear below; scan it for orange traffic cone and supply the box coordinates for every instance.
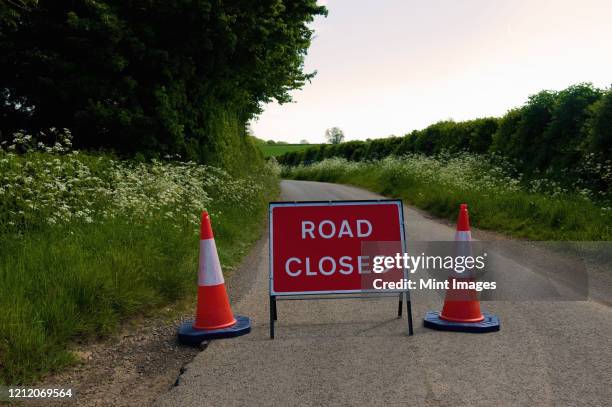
[178,211,251,345]
[423,204,500,333]
[440,204,484,323]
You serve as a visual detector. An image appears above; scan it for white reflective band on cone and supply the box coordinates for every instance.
[455,231,471,241]
[198,239,225,286]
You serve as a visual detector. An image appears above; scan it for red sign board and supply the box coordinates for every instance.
[269,200,406,295]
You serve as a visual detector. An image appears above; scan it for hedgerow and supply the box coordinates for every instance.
[279,83,612,194]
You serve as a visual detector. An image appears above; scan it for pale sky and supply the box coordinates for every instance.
[250,0,612,143]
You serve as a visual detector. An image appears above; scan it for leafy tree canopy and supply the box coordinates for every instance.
[0,0,327,160]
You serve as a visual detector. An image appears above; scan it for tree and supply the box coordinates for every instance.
[586,87,612,162]
[0,0,37,30]
[0,0,327,163]
[540,83,602,171]
[299,139,309,144]
[489,90,556,174]
[325,127,344,144]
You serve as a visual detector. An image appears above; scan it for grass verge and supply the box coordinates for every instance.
[282,156,612,241]
[0,147,279,385]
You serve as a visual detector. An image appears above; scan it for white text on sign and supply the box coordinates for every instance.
[301,220,372,239]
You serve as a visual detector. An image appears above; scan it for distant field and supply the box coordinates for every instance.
[259,144,316,157]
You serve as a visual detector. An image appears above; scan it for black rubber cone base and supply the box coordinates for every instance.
[423,310,500,333]
[178,315,251,345]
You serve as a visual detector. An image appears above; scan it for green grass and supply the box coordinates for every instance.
[282,156,612,241]
[0,147,280,385]
[0,198,277,385]
[259,144,316,157]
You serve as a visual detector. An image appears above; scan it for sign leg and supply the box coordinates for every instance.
[269,295,276,339]
[406,296,414,336]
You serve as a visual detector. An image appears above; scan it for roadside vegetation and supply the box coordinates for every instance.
[1,1,327,171]
[0,132,279,384]
[0,0,324,384]
[279,83,611,187]
[281,83,612,240]
[283,154,611,240]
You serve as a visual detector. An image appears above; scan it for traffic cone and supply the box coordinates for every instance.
[178,211,251,345]
[423,204,500,333]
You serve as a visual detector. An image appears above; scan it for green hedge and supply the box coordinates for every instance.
[279,83,612,192]
[0,0,327,170]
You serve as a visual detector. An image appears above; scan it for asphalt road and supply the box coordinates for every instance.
[155,180,611,406]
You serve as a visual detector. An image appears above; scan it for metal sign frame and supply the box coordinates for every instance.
[268,199,414,339]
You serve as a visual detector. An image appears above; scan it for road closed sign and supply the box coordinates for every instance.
[269,200,407,295]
